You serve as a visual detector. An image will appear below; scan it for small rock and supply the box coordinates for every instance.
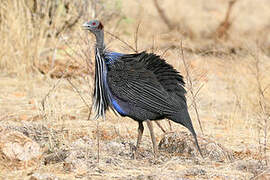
[29,173,57,180]
[159,132,198,156]
[0,130,42,163]
[158,131,233,162]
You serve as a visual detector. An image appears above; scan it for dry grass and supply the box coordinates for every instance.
[0,0,270,179]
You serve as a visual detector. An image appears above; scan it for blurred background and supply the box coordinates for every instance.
[0,0,270,179]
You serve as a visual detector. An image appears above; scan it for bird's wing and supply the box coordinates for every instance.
[137,52,187,100]
[107,60,177,114]
[110,52,187,100]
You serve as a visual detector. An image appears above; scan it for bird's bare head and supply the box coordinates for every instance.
[83,20,105,49]
[83,20,103,34]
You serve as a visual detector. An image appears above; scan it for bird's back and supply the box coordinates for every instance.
[109,52,185,90]
[135,52,186,99]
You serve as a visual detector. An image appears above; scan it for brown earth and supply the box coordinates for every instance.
[0,0,270,179]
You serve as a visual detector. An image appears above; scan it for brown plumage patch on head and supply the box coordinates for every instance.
[98,22,103,30]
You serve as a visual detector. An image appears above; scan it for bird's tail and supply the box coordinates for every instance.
[169,109,203,157]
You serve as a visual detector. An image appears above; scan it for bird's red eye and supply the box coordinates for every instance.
[92,22,96,26]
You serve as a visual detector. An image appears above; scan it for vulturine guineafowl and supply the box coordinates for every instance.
[83,20,202,158]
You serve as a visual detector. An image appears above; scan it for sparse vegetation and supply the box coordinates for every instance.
[0,0,270,179]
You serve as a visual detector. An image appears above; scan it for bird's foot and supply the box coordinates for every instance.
[129,143,139,159]
[132,151,138,160]
[132,146,143,160]
[153,150,159,158]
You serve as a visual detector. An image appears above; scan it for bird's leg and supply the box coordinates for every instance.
[155,121,166,133]
[134,121,144,159]
[146,120,157,156]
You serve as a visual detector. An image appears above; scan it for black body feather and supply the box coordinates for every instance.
[107,52,192,126]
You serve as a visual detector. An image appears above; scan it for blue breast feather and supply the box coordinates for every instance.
[104,51,126,115]
[104,51,123,64]
[111,99,126,115]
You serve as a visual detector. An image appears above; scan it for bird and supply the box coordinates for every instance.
[83,19,202,157]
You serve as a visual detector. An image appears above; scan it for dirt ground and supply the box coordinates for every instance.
[0,0,270,179]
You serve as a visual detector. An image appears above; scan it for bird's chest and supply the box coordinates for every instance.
[110,94,128,116]
[105,63,129,116]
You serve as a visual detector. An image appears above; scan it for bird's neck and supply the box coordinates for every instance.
[95,30,105,52]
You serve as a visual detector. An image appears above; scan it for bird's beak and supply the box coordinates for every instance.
[82,22,90,30]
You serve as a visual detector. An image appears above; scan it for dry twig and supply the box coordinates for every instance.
[252,53,270,165]
[134,21,141,52]
[179,41,204,134]
[105,31,137,53]
[153,0,174,30]
[215,0,237,39]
